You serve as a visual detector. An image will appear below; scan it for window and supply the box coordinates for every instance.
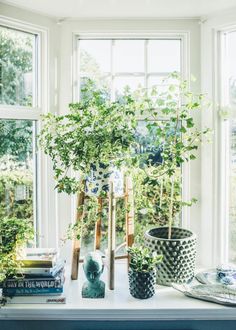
[220,30,236,264]
[0,24,40,243]
[78,38,181,100]
[77,37,182,256]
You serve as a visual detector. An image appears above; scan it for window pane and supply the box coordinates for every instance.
[228,31,236,263]
[0,26,35,107]
[114,76,144,98]
[113,40,145,73]
[0,120,35,229]
[80,76,111,100]
[148,76,169,94]
[148,40,181,73]
[229,120,236,263]
[79,40,111,75]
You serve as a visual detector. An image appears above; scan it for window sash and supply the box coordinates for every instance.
[0,18,52,248]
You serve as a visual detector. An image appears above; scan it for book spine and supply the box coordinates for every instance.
[3,278,64,289]
[7,296,66,304]
[3,287,63,296]
[20,261,65,277]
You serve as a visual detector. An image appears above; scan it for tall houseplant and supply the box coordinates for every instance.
[128,73,209,285]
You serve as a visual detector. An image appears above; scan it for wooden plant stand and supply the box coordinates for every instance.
[71,177,135,289]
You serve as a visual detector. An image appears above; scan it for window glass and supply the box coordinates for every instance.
[148,40,180,73]
[114,76,145,96]
[0,26,35,107]
[113,40,145,73]
[0,119,35,227]
[79,40,111,75]
[228,31,236,263]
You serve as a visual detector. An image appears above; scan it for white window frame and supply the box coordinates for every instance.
[201,12,236,267]
[72,31,192,231]
[216,27,236,264]
[0,16,54,248]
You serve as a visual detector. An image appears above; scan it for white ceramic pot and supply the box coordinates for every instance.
[85,163,123,197]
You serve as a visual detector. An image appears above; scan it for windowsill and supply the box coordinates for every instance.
[0,262,235,321]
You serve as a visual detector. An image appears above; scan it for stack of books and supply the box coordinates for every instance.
[3,248,66,304]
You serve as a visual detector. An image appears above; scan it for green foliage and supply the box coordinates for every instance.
[0,26,33,106]
[0,120,33,162]
[0,216,34,283]
[128,246,162,272]
[127,73,209,237]
[40,74,209,244]
[39,79,137,194]
[0,167,33,221]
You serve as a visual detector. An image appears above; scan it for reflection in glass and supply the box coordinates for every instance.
[0,26,34,106]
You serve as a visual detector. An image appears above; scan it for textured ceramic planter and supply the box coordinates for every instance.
[145,226,196,286]
[128,269,156,299]
[85,163,123,197]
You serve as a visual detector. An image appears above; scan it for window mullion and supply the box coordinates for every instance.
[111,40,115,101]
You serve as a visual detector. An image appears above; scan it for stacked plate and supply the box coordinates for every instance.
[172,266,236,306]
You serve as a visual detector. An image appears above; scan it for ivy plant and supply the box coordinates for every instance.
[39,79,138,195]
[0,217,34,284]
[128,246,162,272]
[39,73,209,243]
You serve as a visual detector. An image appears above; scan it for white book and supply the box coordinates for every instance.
[6,294,66,304]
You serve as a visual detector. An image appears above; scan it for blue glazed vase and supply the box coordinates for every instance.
[128,269,156,299]
[85,163,123,197]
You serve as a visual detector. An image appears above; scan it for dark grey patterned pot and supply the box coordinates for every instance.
[144,227,197,286]
[128,269,156,299]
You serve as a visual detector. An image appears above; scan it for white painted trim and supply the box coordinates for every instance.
[0,263,235,321]
[0,107,42,120]
[201,10,236,267]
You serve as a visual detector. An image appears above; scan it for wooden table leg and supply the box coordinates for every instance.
[108,182,116,290]
[71,185,85,280]
[94,197,102,251]
[125,177,134,267]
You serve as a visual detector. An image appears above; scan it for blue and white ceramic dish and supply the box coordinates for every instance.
[196,268,236,286]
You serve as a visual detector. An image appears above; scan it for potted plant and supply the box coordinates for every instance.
[128,246,162,299]
[128,73,209,285]
[39,79,137,198]
[0,216,34,302]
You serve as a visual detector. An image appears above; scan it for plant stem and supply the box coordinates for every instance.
[168,176,175,240]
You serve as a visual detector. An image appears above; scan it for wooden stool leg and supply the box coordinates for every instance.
[125,177,134,267]
[71,186,85,280]
[94,197,102,251]
[108,182,116,290]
